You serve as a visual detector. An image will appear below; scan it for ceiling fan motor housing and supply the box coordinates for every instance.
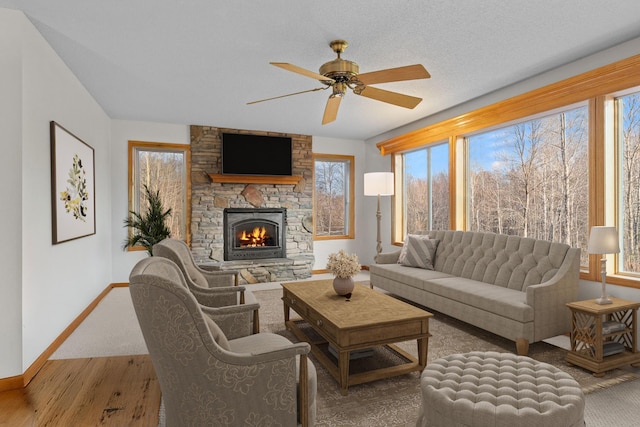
[319,58,359,83]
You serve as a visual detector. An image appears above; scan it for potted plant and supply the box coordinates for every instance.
[326,249,361,295]
[122,184,172,255]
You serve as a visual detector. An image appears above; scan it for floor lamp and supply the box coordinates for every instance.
[364,172,394,255]
[587,226,620,305]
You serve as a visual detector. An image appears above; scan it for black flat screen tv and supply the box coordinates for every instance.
[222,133,293,176]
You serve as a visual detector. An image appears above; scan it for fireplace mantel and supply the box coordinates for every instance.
[208,173,302,185]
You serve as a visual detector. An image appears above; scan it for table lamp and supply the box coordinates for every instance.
[364,172,394,254]
[587,226,620,305]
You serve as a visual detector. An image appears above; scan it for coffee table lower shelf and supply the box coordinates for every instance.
[285,318,428,395]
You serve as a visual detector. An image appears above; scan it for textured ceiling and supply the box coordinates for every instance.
[3,1,640,140]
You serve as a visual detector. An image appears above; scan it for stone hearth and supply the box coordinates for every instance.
[189,126,314,284]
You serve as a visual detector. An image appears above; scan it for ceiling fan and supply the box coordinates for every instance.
[248,39,431,125]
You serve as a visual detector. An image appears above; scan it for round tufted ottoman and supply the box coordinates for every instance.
[416,351,584,427]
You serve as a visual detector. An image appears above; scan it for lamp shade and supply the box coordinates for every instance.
[364,172,394,196]
[587,226,620,254]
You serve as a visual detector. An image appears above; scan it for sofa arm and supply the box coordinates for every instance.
[374,249,401,264]
[525,247,580,339]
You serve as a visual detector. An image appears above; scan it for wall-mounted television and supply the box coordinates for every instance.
[222,133,293,176]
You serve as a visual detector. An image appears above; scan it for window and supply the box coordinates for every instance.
[615,92,640,275]
[397,143,449,237]
[467,106,589,263]
[313,154,354,239]
[128,141,191,247]
[380,54,640,288]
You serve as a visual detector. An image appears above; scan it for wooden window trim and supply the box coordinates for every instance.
[378,54,640,290]
[377,54,640,155]
[391,141,452,244]
[127,141,192,248]
[313,153,355,240]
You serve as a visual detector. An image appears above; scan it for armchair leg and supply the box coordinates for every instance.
[253,309,260,334]
[299,354,309,427]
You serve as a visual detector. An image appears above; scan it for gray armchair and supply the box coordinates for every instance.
[129,257,317,426]
[131,257,257,339]
[153,238,259,333]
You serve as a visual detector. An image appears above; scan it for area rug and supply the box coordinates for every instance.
[253,284,640,427]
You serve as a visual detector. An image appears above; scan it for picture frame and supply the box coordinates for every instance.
[50,121,96,244]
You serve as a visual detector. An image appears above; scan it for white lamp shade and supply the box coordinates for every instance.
[587,226,620,254]
[364,172,394,196]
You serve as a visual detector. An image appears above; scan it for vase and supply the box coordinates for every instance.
[332,276,355,296]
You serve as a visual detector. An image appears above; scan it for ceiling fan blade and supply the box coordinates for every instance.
[322,95,341,124]
[356,86,422,109]
[357,64,430,85]
[271,62,335,83]
[247,87,328,105]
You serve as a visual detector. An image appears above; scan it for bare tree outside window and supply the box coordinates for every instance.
[314,155,354,239]
[616,92,640,274]
[401,143,449,236]
[467,106,589,263]
[128,141,191,246]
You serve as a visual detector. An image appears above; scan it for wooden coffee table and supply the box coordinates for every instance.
[281,279,432,394]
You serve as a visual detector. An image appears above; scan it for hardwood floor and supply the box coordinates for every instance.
[0,355,161,426]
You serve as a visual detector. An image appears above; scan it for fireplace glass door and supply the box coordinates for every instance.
[224,208,286,261]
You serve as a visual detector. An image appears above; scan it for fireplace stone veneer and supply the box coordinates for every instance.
[189,125,314,284]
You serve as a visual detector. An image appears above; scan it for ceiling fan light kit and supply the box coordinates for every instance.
[249,39,430,124]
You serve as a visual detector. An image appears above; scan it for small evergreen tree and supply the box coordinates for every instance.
[123,184,172,255]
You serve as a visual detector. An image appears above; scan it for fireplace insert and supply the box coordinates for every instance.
[223,208,287,261]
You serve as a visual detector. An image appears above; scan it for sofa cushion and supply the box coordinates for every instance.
[425,277,534,322]
[369,263,454,291]
[398,235,439,270]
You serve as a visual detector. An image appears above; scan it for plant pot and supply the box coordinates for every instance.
[333,276,355,296]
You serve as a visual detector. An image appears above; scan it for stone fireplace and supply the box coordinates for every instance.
[224,208,287,261]
[189,125,314,284]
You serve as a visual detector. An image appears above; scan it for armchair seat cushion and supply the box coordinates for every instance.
[229,332,318,418]
[229,331,297,354]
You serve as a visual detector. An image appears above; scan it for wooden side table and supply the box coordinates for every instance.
[566,297,640,377]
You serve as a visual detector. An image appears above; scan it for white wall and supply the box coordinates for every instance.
[362,138,396,264]
[110,120,190,282]
[313,136,375,270]
[20,13,113,371]
[0,9,25,379]
[0,9,113,377]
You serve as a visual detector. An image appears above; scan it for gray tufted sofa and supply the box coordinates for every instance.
[369,230,580,355]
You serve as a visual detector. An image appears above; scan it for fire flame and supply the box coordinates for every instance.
[239,226,268,247]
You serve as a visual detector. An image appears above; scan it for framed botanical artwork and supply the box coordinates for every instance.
[50,121,96,244]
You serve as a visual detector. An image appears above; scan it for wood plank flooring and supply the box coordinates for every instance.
[0,355,161,426]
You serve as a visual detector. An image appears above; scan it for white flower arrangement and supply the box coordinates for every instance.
[326,250,361,278]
